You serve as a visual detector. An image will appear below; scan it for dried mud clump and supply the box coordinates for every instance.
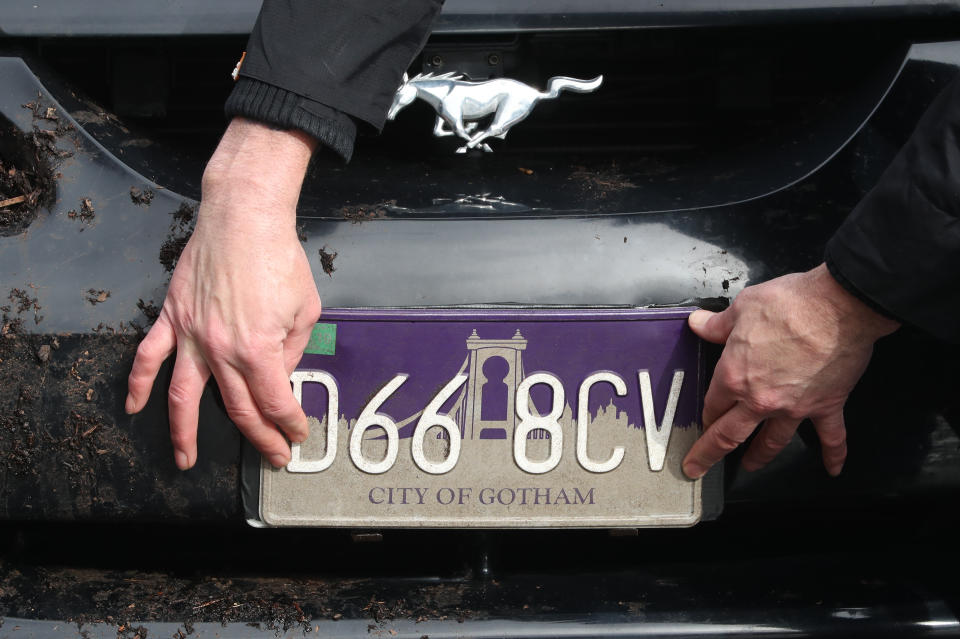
[0,283,148,519]
[0,161,50,234]
[1,293,28,343]
[159,202,198,273]
[339,200,394,224]
[67,197,96,223]
[85,289,110,305]
[0,368,114,484]
[22,97,77,152]
[136,299,161,325]
[129,186,155,206]
[44,570,318,633]
[0,390,39,476]
[568,163,637,198]
[5,287,43,326]
[159,236,187,273]
[360,586,474,630]
[0,330,142,518]
[319,246,337,277]
[0,120,59,236]
[0,95,78,235]
[364,596,408,623]
[0,314,24,338]
[115,623,149,639]
[0,557,486,629]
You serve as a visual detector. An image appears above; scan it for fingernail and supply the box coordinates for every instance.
[174,450,189,470]
[688,309,712,330]
[124,394,135,414]
[269,453,290,468]
[683,461,706,480]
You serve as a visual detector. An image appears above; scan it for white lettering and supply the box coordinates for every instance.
[411,374,467,474]
[576,371,626,473]
[350,374,406,474]
[514,373,564,474]
[287,370,339,473]
[638,370,685,472]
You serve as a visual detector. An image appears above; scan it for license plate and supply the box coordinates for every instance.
[259,308,703,528]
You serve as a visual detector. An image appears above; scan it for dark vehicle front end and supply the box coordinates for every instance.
[1,2,960,636]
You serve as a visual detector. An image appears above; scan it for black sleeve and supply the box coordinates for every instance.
[825,73,960,344]
[224,0,443,161]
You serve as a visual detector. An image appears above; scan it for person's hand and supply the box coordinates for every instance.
[682,264,900,479]
[125,118,321,470]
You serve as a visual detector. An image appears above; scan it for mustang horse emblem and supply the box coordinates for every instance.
[387,72,603,153]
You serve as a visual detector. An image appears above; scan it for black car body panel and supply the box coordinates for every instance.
[1,5,960,636]
[2,0,960,35]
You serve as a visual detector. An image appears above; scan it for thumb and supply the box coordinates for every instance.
[688,308,734,344]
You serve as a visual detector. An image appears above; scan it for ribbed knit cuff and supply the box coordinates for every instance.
[225,77,357,162]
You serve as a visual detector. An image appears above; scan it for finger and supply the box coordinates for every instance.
[208,361,292,468]
[812,411,848,477]
[688,308,735,345]
[244,351,310,443]
[167,344,211,470]
[283,318,316,375]
[683,403,760,479]
[741,417,802,472]
[127,313,177,414]
[702,365,736,428]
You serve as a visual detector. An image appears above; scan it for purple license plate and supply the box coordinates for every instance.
[259,308,703,528]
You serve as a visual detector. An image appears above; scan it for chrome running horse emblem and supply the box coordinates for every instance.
[387,72,603,153]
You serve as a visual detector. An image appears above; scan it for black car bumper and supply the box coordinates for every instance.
[1,25,960,638]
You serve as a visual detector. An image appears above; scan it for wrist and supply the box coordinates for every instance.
[202,117,317,215]
[807,263,900,341]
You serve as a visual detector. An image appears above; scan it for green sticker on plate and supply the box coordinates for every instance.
[305,323,336,355]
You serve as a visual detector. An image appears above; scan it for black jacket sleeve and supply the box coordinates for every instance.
[825,73,960,343]
[225,0,443,161]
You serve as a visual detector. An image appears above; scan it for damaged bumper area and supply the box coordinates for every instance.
[0,57,242,522]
